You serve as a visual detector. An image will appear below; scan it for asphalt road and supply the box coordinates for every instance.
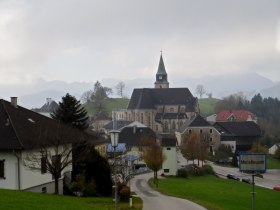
[130,173,207,210]
[177,151,280,189]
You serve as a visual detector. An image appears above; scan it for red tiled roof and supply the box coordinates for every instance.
[216,110,255,122]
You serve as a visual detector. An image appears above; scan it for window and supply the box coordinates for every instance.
[0,160,5,179]
[188,129,192,134]
[164,169,169,173]
[167,147,171,150]
[200,129,203,134]
[209,146,213,153]
[164,121,168,130]
[172,121,176,129]
[210,129,213,134]
[210,137,213,142]
[42,187,47,193]
[140,113,144,123]
[41,157,47,174]
[170,107,174,113]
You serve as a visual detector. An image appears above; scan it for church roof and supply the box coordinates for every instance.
[127,88,197,111]
[157,54,167,75]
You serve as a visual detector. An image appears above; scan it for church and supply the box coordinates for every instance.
[115,53,200,134]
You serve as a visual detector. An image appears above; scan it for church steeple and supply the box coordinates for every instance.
[155,52,169,88]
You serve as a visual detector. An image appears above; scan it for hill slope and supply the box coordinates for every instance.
[198,98,220,114]
[84,97,218,117]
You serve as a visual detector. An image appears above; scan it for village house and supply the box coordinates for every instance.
[207,109,257,123]
[161,135,177,176]
[0,97,96,194]
[213,121,262,152]
[176,115,221,154]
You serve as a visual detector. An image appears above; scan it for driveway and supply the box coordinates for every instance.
[130,173,207,210]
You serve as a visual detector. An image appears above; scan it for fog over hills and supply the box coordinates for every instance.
[0,73,279,109]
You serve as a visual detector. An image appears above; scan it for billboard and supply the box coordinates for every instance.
[239,154,266,173]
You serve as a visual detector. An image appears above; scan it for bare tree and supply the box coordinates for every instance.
[24,142,73,194]
[142,141,165,187]
[181,132,200,165]
[195,85,206,98]
[23,123,87,194]
[80,90,93,104]
[115,82,125,98]
[198,133,209,166]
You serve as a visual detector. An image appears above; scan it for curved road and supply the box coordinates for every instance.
[130,173,207,210]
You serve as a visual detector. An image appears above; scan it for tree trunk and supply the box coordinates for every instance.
[155,170,158,188]
[54,176,59,194]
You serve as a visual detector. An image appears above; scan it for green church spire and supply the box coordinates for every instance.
[157,52,167,75]
[155,52,169,88]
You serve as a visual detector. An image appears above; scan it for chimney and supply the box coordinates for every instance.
[11,97,18,108]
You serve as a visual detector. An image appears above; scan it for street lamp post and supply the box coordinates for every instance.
[110,130,120,210]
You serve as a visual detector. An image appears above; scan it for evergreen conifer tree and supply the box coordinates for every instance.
[51,93,89,130]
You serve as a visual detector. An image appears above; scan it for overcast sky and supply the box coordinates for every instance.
[1,0,280,85]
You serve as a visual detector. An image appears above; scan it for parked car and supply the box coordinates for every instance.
[227,174,240,181]
[241,178,251,184]
[273,186,280,191]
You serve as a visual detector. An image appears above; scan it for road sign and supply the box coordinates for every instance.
[239,154,266,173]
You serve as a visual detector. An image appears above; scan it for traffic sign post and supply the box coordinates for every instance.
[239,154,266,210]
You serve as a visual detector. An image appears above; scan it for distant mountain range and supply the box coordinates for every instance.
[0,73,279,109]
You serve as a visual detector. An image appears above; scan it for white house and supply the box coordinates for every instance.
[269,143,280,155]
[161,137,177,176]
[0,97,96,194]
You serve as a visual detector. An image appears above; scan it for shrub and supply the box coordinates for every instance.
[177,169,188,178]
[83,181,97,196]
[201,165,215,175]
[119,185,130,202]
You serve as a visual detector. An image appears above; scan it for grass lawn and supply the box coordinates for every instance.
[84,98,129,116]
[149,176,280,210]
[0,189,142,210]
[266,155,280,169]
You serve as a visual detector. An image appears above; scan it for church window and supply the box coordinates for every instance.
[147,112,151,126]
[172,121,176,129]
[164,121,168,130]
[180,107,185,112]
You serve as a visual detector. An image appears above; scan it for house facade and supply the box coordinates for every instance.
[114,54,199,134]
[177,115,221,154]
[214,121,262,152]
[161,136,177,176]
[0,98,97,194]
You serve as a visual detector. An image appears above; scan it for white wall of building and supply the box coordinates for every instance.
[0,144,72,194]
[162,146,177,176]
